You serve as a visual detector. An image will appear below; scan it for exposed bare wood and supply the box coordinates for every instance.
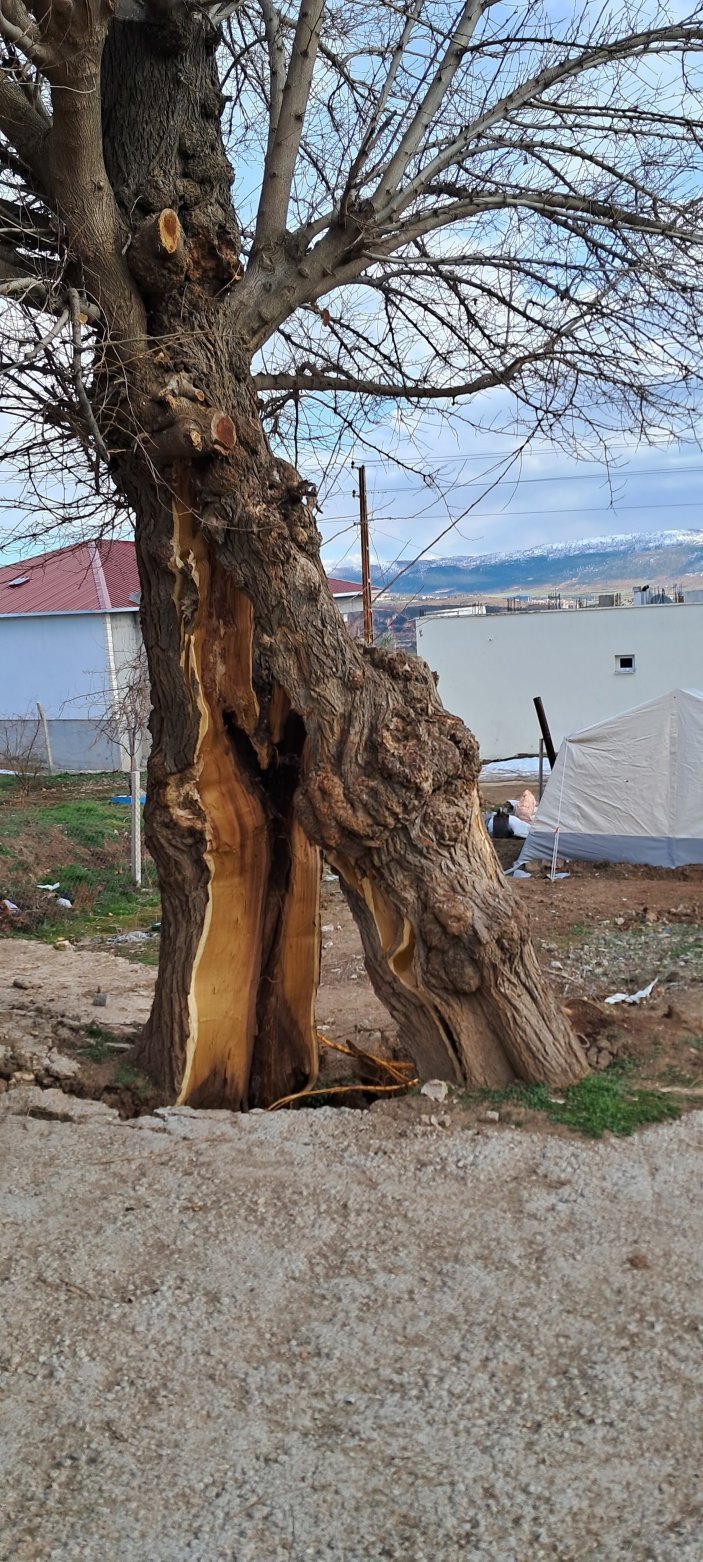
[127,208,187,296]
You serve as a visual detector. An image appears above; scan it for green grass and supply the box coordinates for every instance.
[114,1062,152,1094]
[466,1067,681,1138]
[0,772,160,939]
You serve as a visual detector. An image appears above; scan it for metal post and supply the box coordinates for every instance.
[533,696,557,768]
[358,463,374,646]
[538,738,544,801]
[130,762,142,887]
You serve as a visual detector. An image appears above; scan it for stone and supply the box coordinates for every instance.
[420,1079,449,1103]
[45,1052,81,1081]
[0,1086,119,1122]
[92,993,108,1007]
[482,1110,500,1123]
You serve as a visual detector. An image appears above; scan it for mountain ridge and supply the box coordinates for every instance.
[343,529,703,597]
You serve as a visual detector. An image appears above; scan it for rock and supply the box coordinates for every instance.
[53,940,73,952]
[420,1079,449,1102]
[11,978,30,990]
[45,1052,80,1081]
[482,1110,500,1123]
[10,1071,36,1087]
[92,992,108,1007]
[0,1086,119,1123]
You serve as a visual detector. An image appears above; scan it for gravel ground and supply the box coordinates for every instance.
[2,1103,702,1562]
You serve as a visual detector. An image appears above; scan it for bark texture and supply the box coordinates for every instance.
[91,15,586,1107]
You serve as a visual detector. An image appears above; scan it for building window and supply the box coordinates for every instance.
[615,653,636,673]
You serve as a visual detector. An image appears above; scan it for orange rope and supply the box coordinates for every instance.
[317,1031,415,1085]
[267,1078,419,1112]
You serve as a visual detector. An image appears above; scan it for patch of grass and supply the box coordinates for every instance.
[81,1038,110,1063]
[687,1036,703,1053]
[114,1062,151,1094]
[549,1073,680,1137]
[0,775,160,940]
[463,1067,680,1138]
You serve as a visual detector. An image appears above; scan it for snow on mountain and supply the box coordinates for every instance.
[345,529,703,596]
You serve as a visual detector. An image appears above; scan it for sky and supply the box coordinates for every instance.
[0,393,701,575]
[311,396,703,580]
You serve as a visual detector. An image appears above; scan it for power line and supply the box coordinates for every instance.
[322,496,703,526]
[366,462,703,494]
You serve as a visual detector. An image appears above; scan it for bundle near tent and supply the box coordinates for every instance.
[517,690,703,870]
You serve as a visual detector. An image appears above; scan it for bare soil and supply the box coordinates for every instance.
[1,1102,702,1561]
[2,855,703,1118]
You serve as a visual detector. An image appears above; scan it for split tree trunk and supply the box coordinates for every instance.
[97,15,587,1109]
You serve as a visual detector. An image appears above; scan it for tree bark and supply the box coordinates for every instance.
[96,16,587,1109]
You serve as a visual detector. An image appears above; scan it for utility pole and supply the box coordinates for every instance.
[357,463,374,645]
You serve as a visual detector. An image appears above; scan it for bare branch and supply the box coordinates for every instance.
[253,0,326,250]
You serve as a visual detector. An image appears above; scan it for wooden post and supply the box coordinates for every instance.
[130,762,142,887]
[538,738,545,801]
[358,464,374,646]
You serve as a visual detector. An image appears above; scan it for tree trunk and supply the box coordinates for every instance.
[98,17,587,1108]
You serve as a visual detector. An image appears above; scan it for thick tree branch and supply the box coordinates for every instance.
[372,0,491,206]
[0,70,51,196]
[253,0,325,250]
[44,6,145,352]
[254,352,551,401]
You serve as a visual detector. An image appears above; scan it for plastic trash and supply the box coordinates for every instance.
[487,812,530,839]
[421,1079,449,1102]
[1,898,20,915]
[56,897,73,910]
[604,978,658,1006]
[37,882,60,892]
[110,794,146,805]
[514,789,537,824]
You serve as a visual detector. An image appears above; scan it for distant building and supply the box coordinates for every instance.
[0,542,363,772]
[416,600,703,761]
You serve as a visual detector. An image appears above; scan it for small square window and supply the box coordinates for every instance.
[615,654,636,673]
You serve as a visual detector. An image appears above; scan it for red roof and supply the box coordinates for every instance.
[326,574,361,596]
[0,540,140,616]
[0,541,361,615]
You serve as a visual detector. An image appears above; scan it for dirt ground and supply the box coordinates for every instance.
[2,849,703,1113]
[1,1101,702,1561]
[3,848,703,1558]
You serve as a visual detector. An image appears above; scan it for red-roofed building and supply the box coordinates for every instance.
[0,541,364,771]
[0,539,140,617]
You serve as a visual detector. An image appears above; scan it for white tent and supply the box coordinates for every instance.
[517,688,703,869]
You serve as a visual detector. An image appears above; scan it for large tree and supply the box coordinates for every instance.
[1,0,702,1106]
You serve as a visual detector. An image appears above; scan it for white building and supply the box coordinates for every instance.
[416,602,703,761]
[0,540,143,771]
[0,541,365,771]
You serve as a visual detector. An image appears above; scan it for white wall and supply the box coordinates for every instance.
[0,612,112,718]
[416,604,703,760]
